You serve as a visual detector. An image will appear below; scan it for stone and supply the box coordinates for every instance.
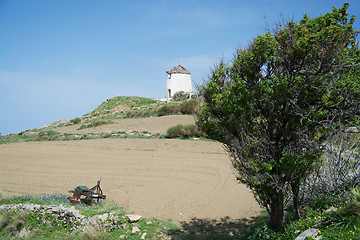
[132,226,141,233]
[295,229,319,240]
[0,203,123,234]
[81,218,88,225]
[119,235,126,239]
[121,223,129,229]
[67,206,83,219]
[141,232,147,239]
[88,216,96,225]
[127,214,142,222]
[18,228,31,238]
[94,213,108,223]
[325,207,338,213]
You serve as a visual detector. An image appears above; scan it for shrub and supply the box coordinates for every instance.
[94,120,107,126]
[79,120,113,129]
[157,104,179,116]
[166,124,203,138]
[172,91,189,101]
[37,130,60,140]
[179,99,200,114]
[102,132,112,138]
[70,118,81,124]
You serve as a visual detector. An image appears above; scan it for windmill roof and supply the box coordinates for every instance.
[166,64,190,74]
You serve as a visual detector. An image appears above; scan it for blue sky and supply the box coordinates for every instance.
[1,0,359,135]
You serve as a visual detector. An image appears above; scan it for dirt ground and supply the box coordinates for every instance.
[55,115,196,134]
[0,116,261,224]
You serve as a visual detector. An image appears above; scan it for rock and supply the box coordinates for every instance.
[18,228,31,238]
[88,217,96,225]
[141,232,147,239]
[81,218,88,225]
[0,203,123,234]
[94,213,108,222]
[295,229,319,240]
[146,221,152,225]
[119,235,126,239]
[127,214,142,222]
[325,207,338,213]
[50,206,61,213]
[132,226,141,233]
[67,206,83,219]
[121,223,129,229]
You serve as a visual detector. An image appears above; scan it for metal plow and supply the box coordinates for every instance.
[68,178,106,205]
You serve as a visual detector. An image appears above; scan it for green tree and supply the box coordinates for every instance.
[197,3,359,229]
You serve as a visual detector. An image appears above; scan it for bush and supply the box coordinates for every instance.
[79,120,113,129]
[172,91,189,101]
[37,130,60,140]
[157,104,179,116]
[179,99,200,114]
[94,120,107,126]
[70,118,81,124]
[166,124,203,138]
[102,132,112,138]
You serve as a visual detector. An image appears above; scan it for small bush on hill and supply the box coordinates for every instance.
[79,120,113,130]
[166,124,203,138]
[172,91,189,101]
[179,99,200,114]
[157,104,179,116]
[37,130,60,140]
[70,118,81,124]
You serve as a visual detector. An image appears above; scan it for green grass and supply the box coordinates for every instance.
[0,194,71,206]
[241,190,360,240]
[88,96,159,115]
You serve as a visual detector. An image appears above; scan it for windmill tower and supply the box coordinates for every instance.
[166,64,192,101]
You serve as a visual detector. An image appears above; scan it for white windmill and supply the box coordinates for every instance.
[166,64,192,101]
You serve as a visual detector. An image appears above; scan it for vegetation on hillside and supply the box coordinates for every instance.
[1,188,359,239]
[0,194,180,239]
[0,95,203,144]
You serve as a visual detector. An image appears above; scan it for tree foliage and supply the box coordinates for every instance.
[197,3,359,229]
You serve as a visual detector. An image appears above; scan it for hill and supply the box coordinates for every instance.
[0,96,201,144]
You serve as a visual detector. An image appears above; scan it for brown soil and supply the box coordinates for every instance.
[0,116,261,224]
[54,115,195,134]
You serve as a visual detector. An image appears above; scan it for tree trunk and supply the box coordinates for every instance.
[269,194,285,229]
[291,180,301,220]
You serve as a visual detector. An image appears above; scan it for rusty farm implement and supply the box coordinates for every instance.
[68,178,106,205]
